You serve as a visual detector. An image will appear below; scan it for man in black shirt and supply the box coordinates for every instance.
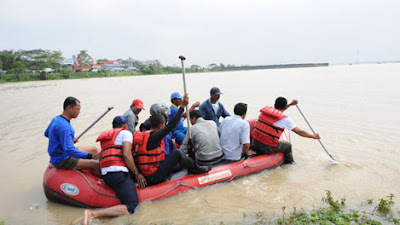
[133,94,211,186]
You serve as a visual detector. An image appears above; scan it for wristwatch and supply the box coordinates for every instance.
[134,171,140,176]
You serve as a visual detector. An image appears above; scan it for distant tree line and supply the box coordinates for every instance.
[0,49,231,82]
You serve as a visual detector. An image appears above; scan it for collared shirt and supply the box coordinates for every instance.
[180,118,224,165]
[124,108,139,134]
[45,115,88,165]
[199,99,230,126]
[218,115,250,161]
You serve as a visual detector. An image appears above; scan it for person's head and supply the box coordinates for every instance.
[63,96,81,119]
[210,87,222,103]
[150,114,165,130]
[150,103,169,123]
[189,110,202,125]
[112,116,128,129]
[170,92,183,106]
[130,99,144,115]
[139,118,152,132]
[234,102,247,118]
[274,97,287,111]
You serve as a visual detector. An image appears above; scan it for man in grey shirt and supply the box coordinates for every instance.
[180,110,224,166]
[123,99,144,134]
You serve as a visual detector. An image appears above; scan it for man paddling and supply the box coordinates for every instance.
[168,91,200,144]
[83,116,143,224]
[45,96,99,173]
[251,97,320,164]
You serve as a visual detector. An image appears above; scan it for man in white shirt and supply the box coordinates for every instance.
[251,97,320,164]
[219,103,256,161]
[84,116,146,224]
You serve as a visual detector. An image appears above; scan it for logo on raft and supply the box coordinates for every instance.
[198,170,232,185]
[60,183,80,196]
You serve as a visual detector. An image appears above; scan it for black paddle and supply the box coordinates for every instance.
[179,56,195,160]
[295,105,337,164]
[75,106,114,142]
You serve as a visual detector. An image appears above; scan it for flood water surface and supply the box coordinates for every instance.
[0,63,399,224]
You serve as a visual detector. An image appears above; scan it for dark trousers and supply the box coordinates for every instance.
[145,150,195,186]
[251,140,294,163]
[103,172,139,214]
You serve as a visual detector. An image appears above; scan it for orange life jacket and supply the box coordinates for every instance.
[133,130,165,176]
[97,128,127,169]
[251,106,286,147]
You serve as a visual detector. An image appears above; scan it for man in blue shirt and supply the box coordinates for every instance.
[45,96,100,172]
[199,87,230,126]
[168,91,199,144]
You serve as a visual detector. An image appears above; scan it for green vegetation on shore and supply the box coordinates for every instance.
[240,191,399,225]
[0,49,228,84]
[107,191,399,225]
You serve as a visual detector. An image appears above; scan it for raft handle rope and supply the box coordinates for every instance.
[228,153,279,182]
[147,181,198,201]
[74,170,116,197]
[147,153,281,201]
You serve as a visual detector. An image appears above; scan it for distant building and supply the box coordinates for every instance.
[102,60,125,70]
[60,58,74,67]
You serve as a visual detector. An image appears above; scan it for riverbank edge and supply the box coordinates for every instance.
[0,63,329,84]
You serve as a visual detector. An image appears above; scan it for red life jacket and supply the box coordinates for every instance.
[251,106,287,147]
[133,130,165,176]
[97,128,127,169]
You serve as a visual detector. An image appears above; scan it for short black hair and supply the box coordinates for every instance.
[63,96,80,110]
[189,110,202,119]
[139,119,152,132]
[112,122,123,129]
[150,114,165,129]
[234,103,247,116]
[274,97,287,110]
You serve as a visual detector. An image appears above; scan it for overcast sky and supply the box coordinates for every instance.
[1,0,399,67]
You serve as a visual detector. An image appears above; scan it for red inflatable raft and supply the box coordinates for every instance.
[43,119,286,208]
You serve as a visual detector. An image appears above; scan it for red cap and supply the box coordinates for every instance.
[131,99,144,109]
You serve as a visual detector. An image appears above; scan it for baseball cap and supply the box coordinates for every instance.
[112,116,128,127]
[131,99,144,109]
[170,92,183,100]
[210,87,223,95]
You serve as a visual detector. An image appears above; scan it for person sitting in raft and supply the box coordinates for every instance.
[141,103,175,156]
[199,87,230,127]
[83,116,144,225]
[133,94,211,186]
[168,91,200,144]
[123,98,144,134]
[250,97,320,164]
[219,103,256,162]
[45,96,100,174]
[180,110,224,166]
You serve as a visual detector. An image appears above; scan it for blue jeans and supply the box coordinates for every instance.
[103,172,139,214]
